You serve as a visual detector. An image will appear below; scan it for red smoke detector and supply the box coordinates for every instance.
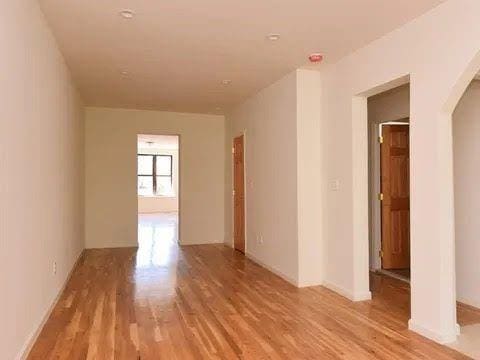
[308,53,323,63]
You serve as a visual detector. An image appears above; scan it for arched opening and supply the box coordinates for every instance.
[441,50,480,356]
[449,74,480,357]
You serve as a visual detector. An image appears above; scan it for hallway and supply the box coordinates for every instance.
[27,215,470,359]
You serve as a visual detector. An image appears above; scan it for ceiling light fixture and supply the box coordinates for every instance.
[266,33,281,41]
[221,79,232,85]
[120,70,129,76]
[119,9,135,19]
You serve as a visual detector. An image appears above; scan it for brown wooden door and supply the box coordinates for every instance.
[381,125,410,269]
[233,135,245,253]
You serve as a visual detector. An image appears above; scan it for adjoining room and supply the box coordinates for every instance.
[137,134,180,266]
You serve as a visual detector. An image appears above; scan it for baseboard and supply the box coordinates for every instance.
[245,252,299,287]
[16,249,85,360]
[323,281,372,301]
[408,319,458,344]
[180,240,224,246]
[457,297,480,310]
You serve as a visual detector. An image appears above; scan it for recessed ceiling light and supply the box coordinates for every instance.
[120,70,129,76]
[119,9,135,19]
[266,33,281,41]
[221,79,232,85]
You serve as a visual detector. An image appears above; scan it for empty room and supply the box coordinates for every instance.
[3,1,480,359]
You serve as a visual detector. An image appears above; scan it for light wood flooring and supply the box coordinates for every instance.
[27,215,479,359]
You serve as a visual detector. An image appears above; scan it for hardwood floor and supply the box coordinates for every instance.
[27,215,476,359]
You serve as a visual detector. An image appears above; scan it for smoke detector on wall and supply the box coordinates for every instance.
[308,53,323,63]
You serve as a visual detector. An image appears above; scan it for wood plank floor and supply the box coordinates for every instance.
[27,214,478,359]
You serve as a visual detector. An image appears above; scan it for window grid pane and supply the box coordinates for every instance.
[156,155,172,176]
[156,176,173,196]
[138,155,153,175]
[138,176,153,196]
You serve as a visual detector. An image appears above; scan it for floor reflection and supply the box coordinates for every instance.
[137,212,178,268]
[135,212,179,299]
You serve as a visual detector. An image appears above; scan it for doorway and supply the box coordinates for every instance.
[448,76,480,358]
[368,84,411,283]
[233,134,245,253]
[137,134,180,263]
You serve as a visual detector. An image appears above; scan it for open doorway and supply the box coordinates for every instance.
[136,134,180,263]
[368,83,411,283]
[449,76,480,357]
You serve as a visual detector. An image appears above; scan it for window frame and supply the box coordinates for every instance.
[137,154,173,196]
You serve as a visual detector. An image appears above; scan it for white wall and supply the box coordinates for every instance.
[453,80,480,308]
[0,1,84,359]
[319,0,480,343]
[137,148,179,213]
[225,69,323,286]
[85,108,225,248]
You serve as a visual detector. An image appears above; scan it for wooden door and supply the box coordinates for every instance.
[380,125,410,269]
[233,135,245,253]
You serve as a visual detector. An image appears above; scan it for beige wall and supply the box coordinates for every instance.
[225,69,323,286]
[0,1,84,359]
[453,80,480,308]
[367,84,410,270]
[85,107,225,248]
[296,70,324,287]
[226,71,299,284]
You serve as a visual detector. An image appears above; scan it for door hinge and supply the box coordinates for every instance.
[378,136,383,144]
[379,250,384,258]
[378,193,384,201]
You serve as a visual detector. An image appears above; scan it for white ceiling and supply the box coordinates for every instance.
[39,0,445,114]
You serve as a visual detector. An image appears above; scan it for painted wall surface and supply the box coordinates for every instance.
[225,69,324,286]
[453,80,480,309]
[296,70,324,287]
[319,0,480,343]
[226,71,300,284]
[137,148,179,213]
[0,1,84,359]
[367,84,410,270]
[85,108,225,248]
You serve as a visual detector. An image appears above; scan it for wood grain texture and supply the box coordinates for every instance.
[233,134,245,253]
[27,244,474,359]
[381,124,410,269]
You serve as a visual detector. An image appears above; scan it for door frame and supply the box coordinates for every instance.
[232,131,247,253]
[370,120,409,270]
[136,133,182,244]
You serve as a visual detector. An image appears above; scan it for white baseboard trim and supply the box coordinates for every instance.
[323,281,372,301]
[16,250,85,360]
[457,297,480,310]
[245,252,299,287]
[408,319,458,344]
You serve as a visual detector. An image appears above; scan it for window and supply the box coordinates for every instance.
[137,154,173,196]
